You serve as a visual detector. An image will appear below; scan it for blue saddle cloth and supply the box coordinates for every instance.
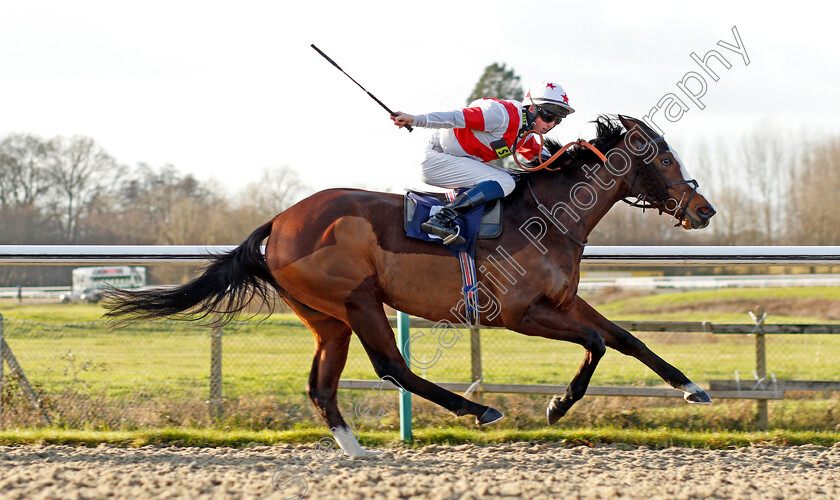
[404,191,484,258]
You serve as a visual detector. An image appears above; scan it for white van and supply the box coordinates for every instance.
[60,266,146,303]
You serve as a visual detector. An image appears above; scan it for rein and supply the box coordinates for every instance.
[525,179,587,248]
[513,133,608,172]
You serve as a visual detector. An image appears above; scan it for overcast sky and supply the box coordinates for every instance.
[2,1,839,198]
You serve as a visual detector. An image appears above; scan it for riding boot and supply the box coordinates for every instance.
[421,186,488,246]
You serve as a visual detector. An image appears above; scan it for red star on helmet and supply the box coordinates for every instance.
[545,83,557,90]
[560,93,569,104]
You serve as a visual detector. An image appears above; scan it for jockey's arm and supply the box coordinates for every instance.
[391,100,508,131]
[391,110,464,129]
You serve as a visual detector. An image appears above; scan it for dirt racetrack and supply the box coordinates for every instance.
[0,442,838,499]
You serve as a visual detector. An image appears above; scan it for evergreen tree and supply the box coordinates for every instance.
[466,63,524,104]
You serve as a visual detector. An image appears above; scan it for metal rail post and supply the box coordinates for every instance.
[396,312,412,442]
[470,325,482,403]
[209,324,223,421]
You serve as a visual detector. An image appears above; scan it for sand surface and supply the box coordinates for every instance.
[0,442,838,499]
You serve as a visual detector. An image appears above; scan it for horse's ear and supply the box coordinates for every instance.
[617,114,635,132]
[618,115,662,138]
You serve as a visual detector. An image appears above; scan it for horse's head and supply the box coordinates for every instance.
[613,115,715,230]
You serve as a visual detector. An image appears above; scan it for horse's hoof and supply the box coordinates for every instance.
[476,407,504,426]
[546,397,569,425]
[684,390,712,404]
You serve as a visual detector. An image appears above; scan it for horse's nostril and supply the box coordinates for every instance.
[697,205,716,220]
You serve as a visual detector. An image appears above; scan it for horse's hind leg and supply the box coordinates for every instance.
[345,278,502,425]
[284,298,378,457]
[573,297,711,404]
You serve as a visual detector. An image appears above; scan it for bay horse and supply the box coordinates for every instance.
[104,115,716,457]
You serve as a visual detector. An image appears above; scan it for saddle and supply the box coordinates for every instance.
[403,190,503,240]
[404,189,501,325]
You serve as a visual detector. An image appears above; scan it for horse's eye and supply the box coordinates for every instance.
[661,158,672,166]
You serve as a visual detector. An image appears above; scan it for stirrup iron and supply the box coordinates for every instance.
[442,226,461,245]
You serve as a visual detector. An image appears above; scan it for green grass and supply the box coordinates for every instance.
[0,303,108,323]
[0,302,303,324]
[400,427,840,448]
[595,286,840,322]
[0,426,836,449]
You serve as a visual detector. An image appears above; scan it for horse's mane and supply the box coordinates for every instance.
[526,114,624,171]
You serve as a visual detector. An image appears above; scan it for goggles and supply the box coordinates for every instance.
[536,105,565,124]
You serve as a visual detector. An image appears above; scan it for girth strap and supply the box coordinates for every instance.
[445,190,480,326]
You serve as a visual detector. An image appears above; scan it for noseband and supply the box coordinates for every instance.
[622,136,700,227]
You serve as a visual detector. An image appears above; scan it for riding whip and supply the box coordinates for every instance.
[310,44,412,132]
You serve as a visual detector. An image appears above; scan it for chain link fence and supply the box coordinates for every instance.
[1,313,839,429]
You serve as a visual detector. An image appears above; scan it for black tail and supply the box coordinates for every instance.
[103,221,281,326]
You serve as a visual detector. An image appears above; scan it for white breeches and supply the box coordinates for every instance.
[420,141,516,196]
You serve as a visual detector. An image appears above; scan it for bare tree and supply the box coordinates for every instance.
[236,165,307,217]
[788,136,840,245]
[737,122,796,244]
[0,133,53,207]
[45,136,123,243]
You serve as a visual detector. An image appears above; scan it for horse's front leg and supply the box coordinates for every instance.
[511,296,607,424]
[572,296,711,404]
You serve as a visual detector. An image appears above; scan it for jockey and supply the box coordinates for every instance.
[392,81,574,245]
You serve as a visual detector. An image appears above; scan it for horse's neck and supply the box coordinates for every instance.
[530,163,629,242]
